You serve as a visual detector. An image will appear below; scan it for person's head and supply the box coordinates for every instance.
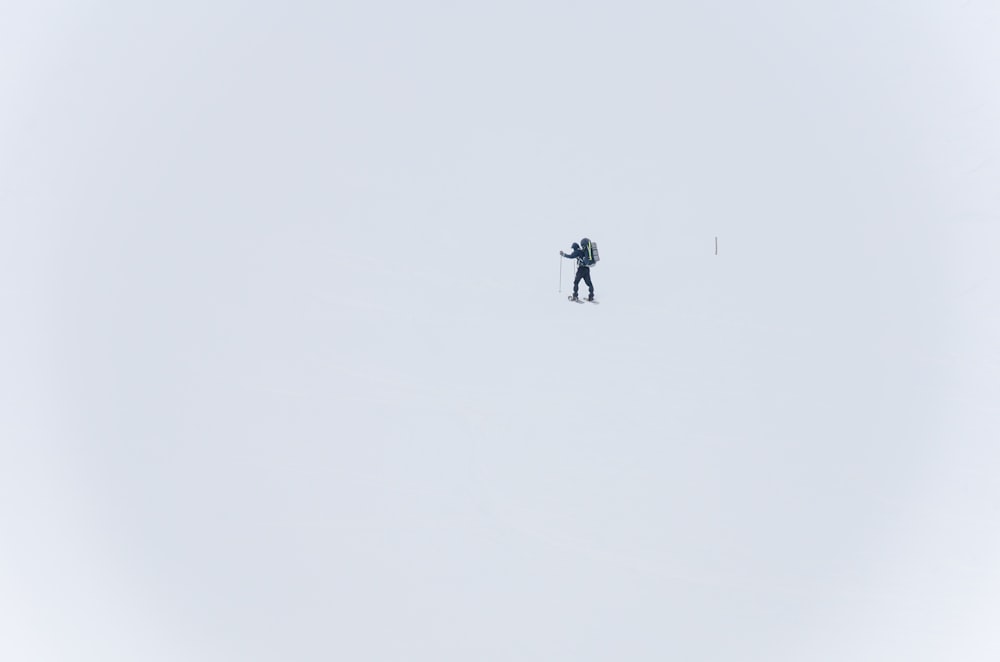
[571,242,580,250]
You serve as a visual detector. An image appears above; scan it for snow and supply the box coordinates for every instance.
[2,2,999,661]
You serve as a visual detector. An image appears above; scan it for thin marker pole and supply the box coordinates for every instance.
[715,236,718,255]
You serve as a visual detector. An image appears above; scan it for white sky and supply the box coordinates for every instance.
[3,2,999,660]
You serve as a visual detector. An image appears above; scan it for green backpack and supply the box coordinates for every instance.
[580,238,600,266]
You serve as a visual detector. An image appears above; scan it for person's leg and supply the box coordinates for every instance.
[583,269,594,299]
[573,268,584,298]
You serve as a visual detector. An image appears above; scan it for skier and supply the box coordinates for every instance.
[560,239,596,301]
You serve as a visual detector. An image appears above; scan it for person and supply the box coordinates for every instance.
[559,239,595,301]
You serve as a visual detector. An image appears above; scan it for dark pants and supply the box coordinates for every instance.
[574,267,594,299]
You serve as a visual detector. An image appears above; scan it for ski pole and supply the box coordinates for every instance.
[558,253,563,293]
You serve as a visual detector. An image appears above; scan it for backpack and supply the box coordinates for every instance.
[580,238,600,267]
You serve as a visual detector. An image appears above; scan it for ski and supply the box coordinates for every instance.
[567,296,598,304]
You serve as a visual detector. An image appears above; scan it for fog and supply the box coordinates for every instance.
[3,2,999,660]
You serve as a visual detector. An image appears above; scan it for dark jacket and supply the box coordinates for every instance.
[562,247,590,269]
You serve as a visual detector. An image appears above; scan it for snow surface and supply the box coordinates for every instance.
[2,2,1000,661]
